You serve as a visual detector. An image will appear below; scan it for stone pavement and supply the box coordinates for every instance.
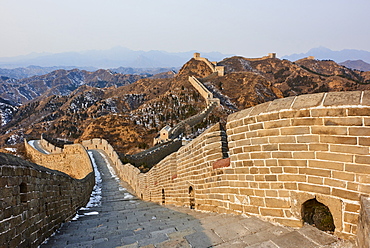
[41,150,356,248]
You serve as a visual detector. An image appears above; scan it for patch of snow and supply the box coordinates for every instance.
[86,151,103,208]
[4,147,16,152]
[84,211,99,216]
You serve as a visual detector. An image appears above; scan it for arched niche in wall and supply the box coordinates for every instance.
[189,186,195,209]
[302,198,335,233]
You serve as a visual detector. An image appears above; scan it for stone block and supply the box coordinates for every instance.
[280,127,310,135]
[348,107,370,116]
[250,102,271,116]
[256,112,280,122]
[300,167,331,177]
[260,207,284,217]
[330,144,369,155]
[309,143,329,151]
[271,151,292,159]
[278,159,307,167]
[265,198,290,208]
[296,135,320,143]
[323,91,362,106]
[316,152,353,163]
[332,188,360,201]
[266,96,295,112]
[279,144,308,151]
[324,117,363,126]
[349,126,370,136]
[311,126,348,135]
[298,183,330,194]
[264,119,290,129]
[291,117,323,126]
[307,176,323,185]
[292,93,325,109]
[311,108,347,117]
[320,135,357,145]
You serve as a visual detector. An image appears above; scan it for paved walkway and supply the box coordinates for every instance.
[41,150,356,248]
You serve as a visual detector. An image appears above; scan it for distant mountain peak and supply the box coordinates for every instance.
[283,47,370,64]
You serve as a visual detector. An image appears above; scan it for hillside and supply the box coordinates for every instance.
[0,69,145,104]
[1,54,370,156]
[340,60,370,72]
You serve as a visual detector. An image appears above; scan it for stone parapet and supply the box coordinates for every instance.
[0,153,94,247]
[25,140,93,179]
[357,196,370,248]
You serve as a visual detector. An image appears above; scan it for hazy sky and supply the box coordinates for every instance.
[1,0,369,58]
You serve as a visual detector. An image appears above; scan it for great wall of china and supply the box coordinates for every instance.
[1,54,370,247]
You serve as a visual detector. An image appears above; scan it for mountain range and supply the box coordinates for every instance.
[1,54,370,161]
[282,47,370,64]
[0,47,231,69]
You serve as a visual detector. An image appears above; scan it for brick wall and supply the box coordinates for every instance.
[82,90,370,240]
[25,140,93,179]
[226,91,370,239]
[0,153,94,247]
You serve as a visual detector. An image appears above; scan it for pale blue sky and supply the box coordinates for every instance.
[1,0,369,58]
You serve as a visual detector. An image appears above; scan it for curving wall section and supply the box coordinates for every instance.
[83,91,370,240]
[25,140,93,179]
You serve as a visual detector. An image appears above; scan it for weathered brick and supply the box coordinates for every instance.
[344,212,359,224]
[256,112,280,122]
[272,151,292,158]
[245,130,258,138]
[265,198,290,208]
[262,144,278,151]
[291,117,323,126]
[249,123,264,131]
[297,135,320,143]
[299,168,331,177]
[260,207,285,217]
[243,205,259,214]
[330,144,369,155]
[279,144,308,151]
[284,182,298,190]
[278,159,307,167]
[243,116,257,125]
[250,137,269,145]
[324,117,363,126]
[265,159,278,166]
[309,160,344,171]
[249,196,265,206]
[292,93,325,109]
[292,152,315,159]
[283,167,298,174]
[332,188,360,201]
[320,135,357,145]
[243,145,262,152]
[324,178,346,188]
[309,144,329,151]
[279,109,311,118]
[258,128,280,137]
[312,126,348,135]
[354,156,370,165]
[348,108,370,116]
[332,171,355,182]
[278,174,306,182]
[265,175,277,181]
[324,91,362,106]
[359,137,370,146]
[298,183,330,194]
[264,119,290,129]
[267,97,295,112]
[311,108,347,117]
[280,127,310,135]
[269,136,296,144]
[307,176,323,185]
[349,127,370,136]
[345,203,360,213]
[316,152,353,163]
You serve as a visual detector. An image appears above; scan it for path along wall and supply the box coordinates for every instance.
[25,140,93,179]
[83,90,370,240]
[0,153,94,247]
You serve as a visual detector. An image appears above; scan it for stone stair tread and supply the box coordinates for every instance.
[298,224,338,246]
[269,230,318,248]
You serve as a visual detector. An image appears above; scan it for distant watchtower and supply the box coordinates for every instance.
[193,53,201,59]
[268,53,276,59]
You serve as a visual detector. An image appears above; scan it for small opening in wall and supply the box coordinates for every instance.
[162,189,165,204]
[141,193,143,199]
[19,182,27,203]
[302,198,335,233]
[189,186,195,209]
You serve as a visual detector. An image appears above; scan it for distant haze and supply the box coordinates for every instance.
[1,0,369,60]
